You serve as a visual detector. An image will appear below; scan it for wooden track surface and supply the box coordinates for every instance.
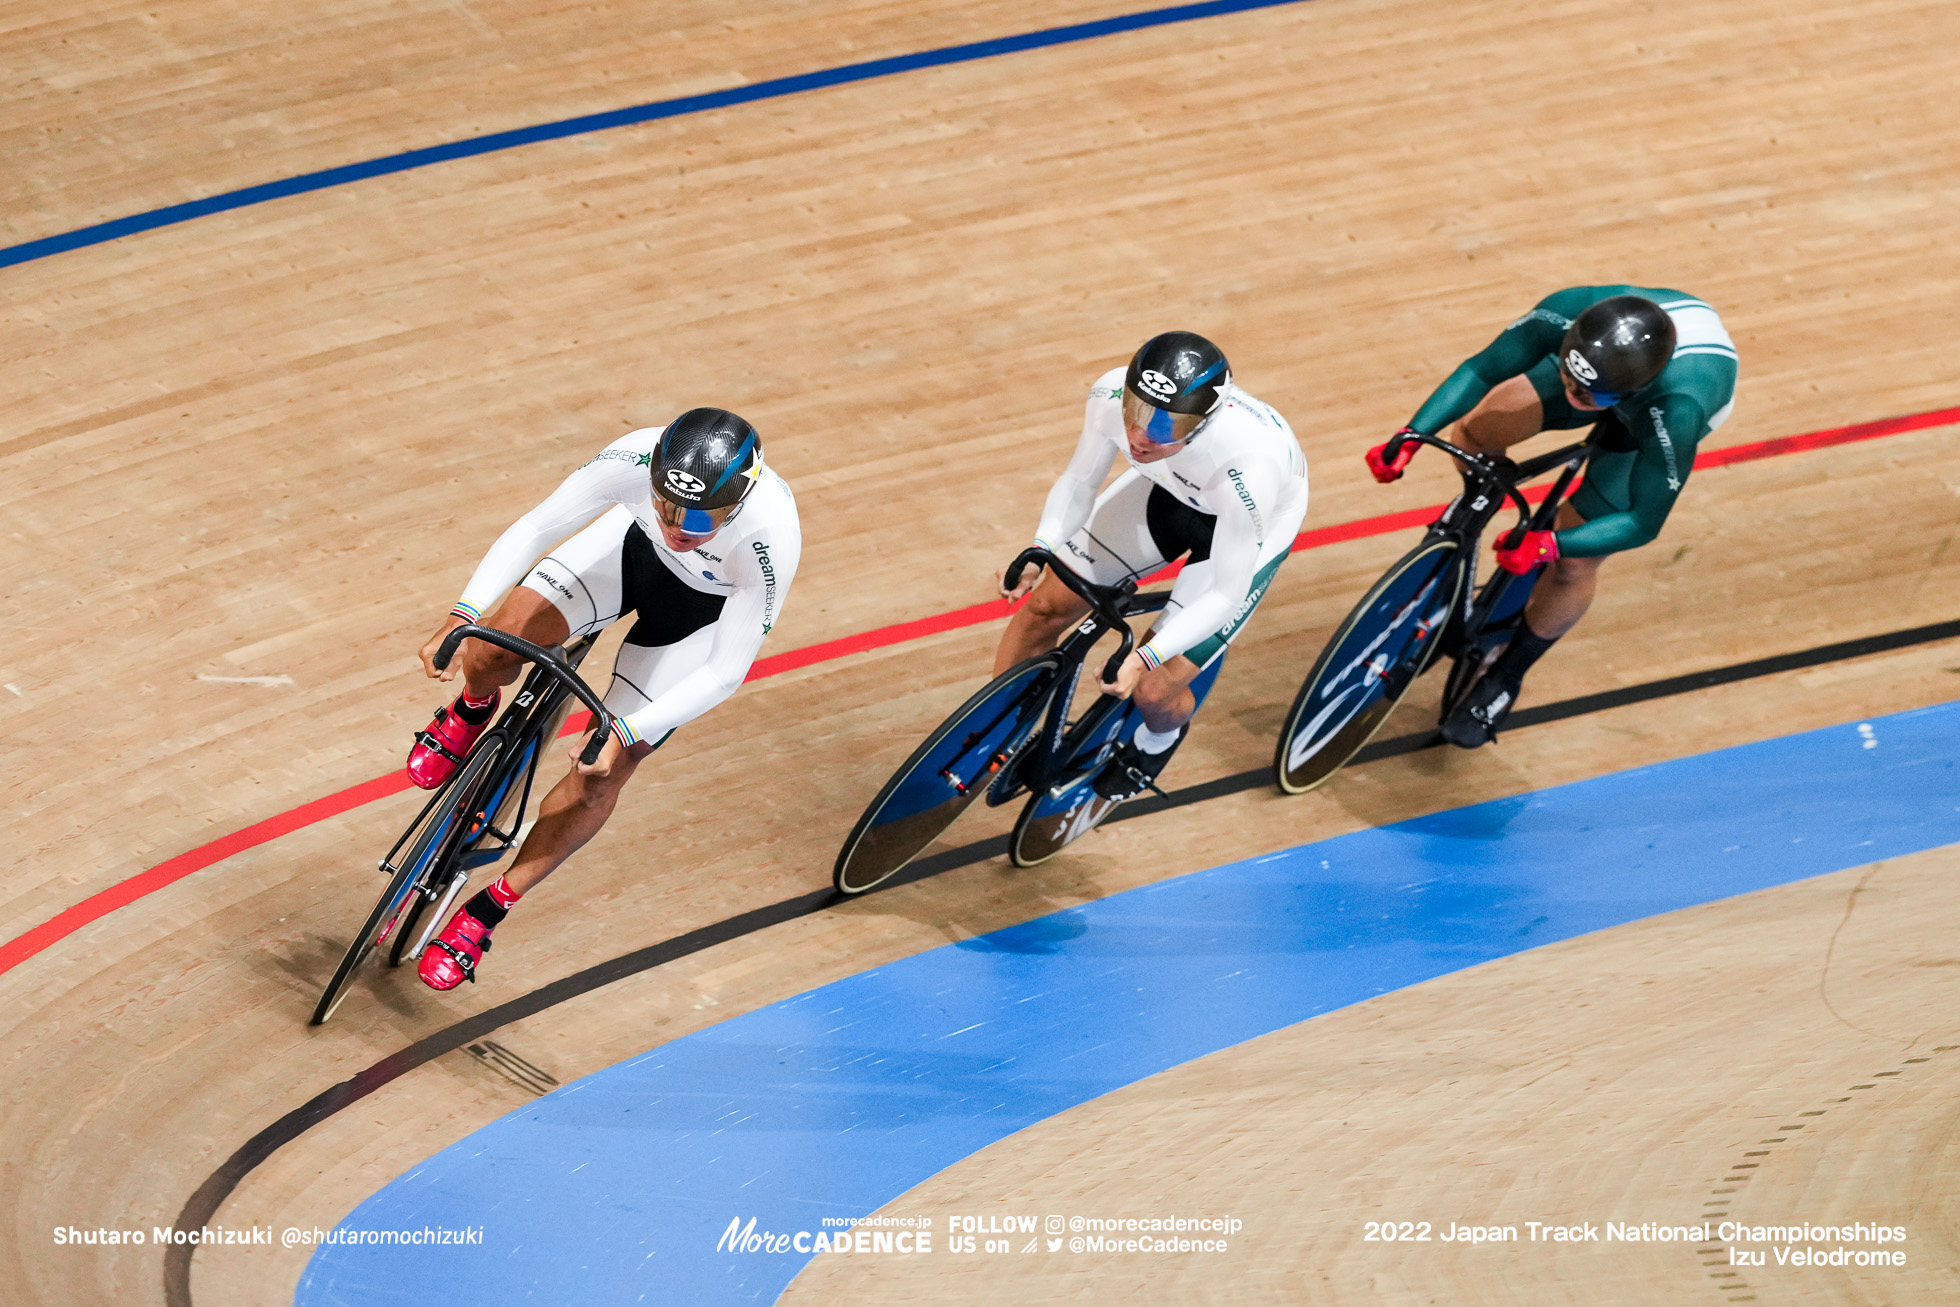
[3,0,1957,1302]
[787,842,1960,1305]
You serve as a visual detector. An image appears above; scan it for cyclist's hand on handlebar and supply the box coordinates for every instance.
[1366,429,1420,483]
[571,726,624,778]
[418,613,468,680]
[999,559,1044,602]
[1100,649,1147,699]
[1495,528,1559,575]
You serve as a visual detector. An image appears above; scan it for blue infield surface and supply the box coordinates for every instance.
[297,701,1959,1304]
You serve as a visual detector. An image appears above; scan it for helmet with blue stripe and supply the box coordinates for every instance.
[653,408,762,535]
[1123,332,1230,446]
[1125,332,1231,417]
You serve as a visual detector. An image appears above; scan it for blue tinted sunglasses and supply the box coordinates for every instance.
[1122,389,1202,444]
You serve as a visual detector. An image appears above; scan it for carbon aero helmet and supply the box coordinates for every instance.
[1123,332,1231,444]
[1557,296,1676,405]
[652,407,763,534]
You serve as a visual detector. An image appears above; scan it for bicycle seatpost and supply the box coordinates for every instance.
[1003,547,1139,684]
[434,624,616,765]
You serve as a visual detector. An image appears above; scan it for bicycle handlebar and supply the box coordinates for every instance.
[1385,431,1592,548]
[1004,546,1139,686]
[435,624,617,766]
[1386,429,1513,483]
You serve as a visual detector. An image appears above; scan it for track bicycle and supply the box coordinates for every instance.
[833,547,1227,894]
[310,626,614,1024]
[1272,430,1594,794]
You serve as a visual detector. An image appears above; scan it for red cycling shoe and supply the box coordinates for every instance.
[419,908,494,990]
[406,690,498,790]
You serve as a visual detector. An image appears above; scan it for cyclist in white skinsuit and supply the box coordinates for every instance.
[1000,332,1309,800]
[405,408,800,991]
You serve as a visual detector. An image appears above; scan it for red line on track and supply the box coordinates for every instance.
[5,404,1954,978]
[0,773,414,976]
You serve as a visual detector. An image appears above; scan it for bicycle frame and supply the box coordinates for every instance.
[1392,433,1591,653]
[987,547,1155,801]
[379,631,608,882]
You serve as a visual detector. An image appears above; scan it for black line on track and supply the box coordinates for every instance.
[166,615,1959,1305]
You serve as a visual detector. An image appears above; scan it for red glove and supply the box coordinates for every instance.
[1365,429,1421,483]
[1494,528,1559,575]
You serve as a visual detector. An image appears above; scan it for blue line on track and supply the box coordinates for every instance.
[1,0,1308,272]
[295,700,1960,1305]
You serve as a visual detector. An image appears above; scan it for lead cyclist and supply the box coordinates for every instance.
[403,408,800,991]
[1366,287,1739,746]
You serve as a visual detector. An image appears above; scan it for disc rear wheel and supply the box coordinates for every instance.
[1274,539,1463,795]
[834,656,1061,894]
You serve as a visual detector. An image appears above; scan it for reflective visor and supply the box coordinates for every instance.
[1121,388,1203,445]
[1558,361,1621,408]
[653,496,742,536]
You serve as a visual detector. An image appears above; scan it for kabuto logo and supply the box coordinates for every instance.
[1136,369,1178,402]
[665,469,707,498]
[1564,349,1598,383]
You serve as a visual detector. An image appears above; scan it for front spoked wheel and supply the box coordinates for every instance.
[311,737,505,1024]
[1274,538,1464,795]
[1008,697,1138,868]
[388,730,542,967]
[833,656,1062,895]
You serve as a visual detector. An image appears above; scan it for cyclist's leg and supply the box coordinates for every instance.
[449,590,571,699]
[1093,649,1206,803]
[496,734,660,896]
[1521,499,1606,638]
[1099,537,1289,798]
[449,505,641,699]
[1132,654,1203,730]
[1136,557,1286,726]
[994,471,1162,674]
[409,524,603,787]
[500,558,724,895]
[1443,498,1609,748]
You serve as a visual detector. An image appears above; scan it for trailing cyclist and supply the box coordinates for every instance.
[1367,287,1738,746]
[998,332,1310,800]
[405,408,800,990]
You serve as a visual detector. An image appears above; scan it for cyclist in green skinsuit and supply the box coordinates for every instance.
[1365,286,1739,746]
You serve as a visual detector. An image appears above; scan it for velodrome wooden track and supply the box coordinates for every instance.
[5,0,1959,1302]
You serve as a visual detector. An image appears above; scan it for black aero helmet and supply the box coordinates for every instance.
[653,407,762,533]
[1558,296,1676,403]
[1125,331,1232,416]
